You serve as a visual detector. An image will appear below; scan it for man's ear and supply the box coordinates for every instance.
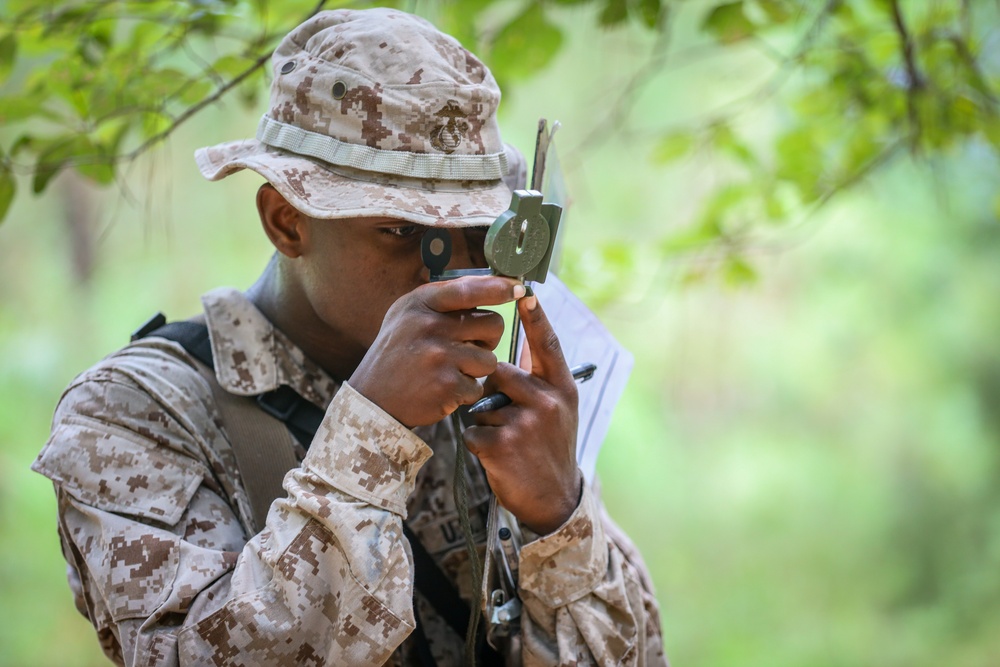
[257,183,308,258]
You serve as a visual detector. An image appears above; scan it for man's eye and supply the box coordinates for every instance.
[382,224,422,238]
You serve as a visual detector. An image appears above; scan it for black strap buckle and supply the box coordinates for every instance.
[256,385,303,422]
[131,312,167,342]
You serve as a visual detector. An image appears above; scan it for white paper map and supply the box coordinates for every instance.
[523,273,633,483]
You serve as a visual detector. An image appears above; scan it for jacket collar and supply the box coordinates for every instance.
[201,287,338,407]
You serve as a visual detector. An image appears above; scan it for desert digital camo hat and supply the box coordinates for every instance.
[195,8,526,227]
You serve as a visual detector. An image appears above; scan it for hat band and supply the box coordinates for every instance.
[256,116,508,181]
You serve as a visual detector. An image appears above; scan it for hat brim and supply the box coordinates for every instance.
[195,140,513,228]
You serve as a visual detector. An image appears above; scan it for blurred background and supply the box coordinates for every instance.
[2,1,1000,665]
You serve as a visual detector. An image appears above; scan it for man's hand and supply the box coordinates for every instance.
[349,276,524,428]
[463,293,582,535]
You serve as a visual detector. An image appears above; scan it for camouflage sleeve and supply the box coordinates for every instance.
[517,483,669,666]
[33,351,431,667]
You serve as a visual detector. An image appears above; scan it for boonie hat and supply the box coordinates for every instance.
[195,8,524,227]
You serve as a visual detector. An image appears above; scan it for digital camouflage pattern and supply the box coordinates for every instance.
[195,8,518,227]
[34,288,667,666]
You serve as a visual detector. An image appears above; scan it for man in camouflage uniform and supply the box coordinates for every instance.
[33,8,667,666]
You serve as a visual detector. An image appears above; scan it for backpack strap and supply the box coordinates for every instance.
[132,313,500,663]
[135,318,299,535]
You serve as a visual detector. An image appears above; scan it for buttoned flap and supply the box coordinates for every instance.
[37,414,204,526]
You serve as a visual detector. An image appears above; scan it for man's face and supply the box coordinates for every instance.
[297,215,489,366]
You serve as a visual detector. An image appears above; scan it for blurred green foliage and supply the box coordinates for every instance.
[1,1,1000,666]
[3,0,999,265]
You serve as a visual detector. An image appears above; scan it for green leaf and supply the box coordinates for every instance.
[87,19,114,50]
[599,0,629,27]
[702,1,755,45]
[0,33,16,81]
[775,126,823,203]
[764,189,786,221]
[0,161,15,225]
[600,241,635,269]
[652,131,694,164]
[489,4,563,82]
[136,67,190,100]
[982,116,1000,151]
[188,9,223,36]
[435,0,495,48]
[212,54,256,79]
[71,133,118,185]
[32,135,93,194]
[179,79,213,105]
[129,22,173,52]
[702,181,753,226]
[661,220,722,254]
[753,0,792,23]
[76,159,115,185]
[711,124,756,166]
[631,0,663,29]
[0,91,58,124]
[723,254,756,286]
[141,111,173,139]
[9,134,35,156]
[793,87,839,117]
[45,55,92,119]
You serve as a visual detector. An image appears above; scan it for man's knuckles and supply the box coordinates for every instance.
[463,427,510,459]
[463,352,498,379]
[419,276,518,312]
[538,329,563,358]
[472,311,505,350]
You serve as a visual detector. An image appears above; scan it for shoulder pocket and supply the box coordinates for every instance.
[37,414,203,526]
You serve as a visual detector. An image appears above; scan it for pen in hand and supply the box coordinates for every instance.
[468,362,597,414]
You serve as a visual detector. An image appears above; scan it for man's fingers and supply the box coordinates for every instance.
[518,339,533,372]
[517,292,571,387]
[461,424,504,459]
[479,362,549,405]
[455,343,499,380]
[448,309,505,351]
[421,275,523,313]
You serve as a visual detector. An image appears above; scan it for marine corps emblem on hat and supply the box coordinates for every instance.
[430,100,470,154]
[194,8,525,227]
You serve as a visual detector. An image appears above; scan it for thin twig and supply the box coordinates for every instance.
[119,49,272,159]
[570,0,840,159]
[609,137,909,312]
[121,0,329,162]
[684,139,907,263]
[181,38,227,90]
[889,0,924,150]
[947,33,998,107]
[960,0,972,41]
[566,20,674,158]
[596,136,906,312]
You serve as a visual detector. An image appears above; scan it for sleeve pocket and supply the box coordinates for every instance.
[36,414,203,526]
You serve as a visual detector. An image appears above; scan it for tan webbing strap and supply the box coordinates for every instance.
[212,374,299,533]
[139,315,500,664]
[195,364,300,536]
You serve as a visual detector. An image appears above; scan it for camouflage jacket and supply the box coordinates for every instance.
[33,287,666,666]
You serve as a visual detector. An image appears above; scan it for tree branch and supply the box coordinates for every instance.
[642,138,908,285]
[566,18,674,159]
[889,0,925,150]
[121,0,329,162]
[570,0,841,159]
[120,49,272,160]
[946,32,998,108]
